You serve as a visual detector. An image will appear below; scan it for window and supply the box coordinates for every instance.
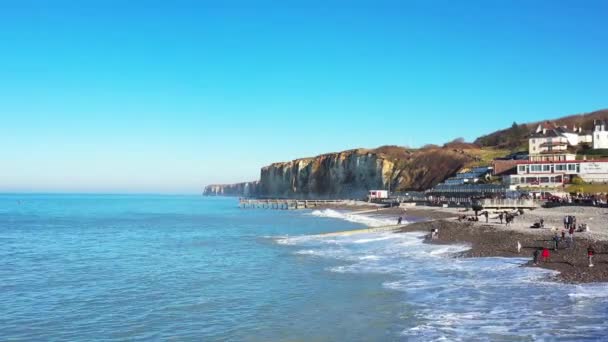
[542,165,551,172]
[531,165,542,172]
[568,164,576,171]
[518,165,526,173]
[540,177,550,183]
[555,164,566,171]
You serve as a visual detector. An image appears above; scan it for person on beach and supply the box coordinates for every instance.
[397,216,403,225]
[499,212,504,224]
[484,211,489,223]
[561,230,566,241]
[540,218,544,228]
[568,227,575,247]
[517,241,522,254]
[552,234,560,251]
[533,248,541,265]
[541,247,550,263]
[587,246,595,267]
[563,216,568,230]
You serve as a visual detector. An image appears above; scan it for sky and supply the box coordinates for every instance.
[1,0,607,194]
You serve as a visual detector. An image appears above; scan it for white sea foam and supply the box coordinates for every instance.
[352,235,402,244]
[309,209,398,227]
[275,220,608,341]
[568,284,608,299]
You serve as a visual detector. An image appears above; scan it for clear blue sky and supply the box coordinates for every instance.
[1,0,607,193]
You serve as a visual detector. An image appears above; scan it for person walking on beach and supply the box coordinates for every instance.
[587,246,595,267]
[533,248,541,265]
[484,211,489,223]
[540,218,544,228]
[499,212,504,224]
[397,216,403,225]
[568,227,575,247]
[517,241,522,254]
[563,216,568,230]
[541,247,550,263]
[552,234,560,251]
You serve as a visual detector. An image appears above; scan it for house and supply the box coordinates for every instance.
[528,129,569,155]
[593,120,608,149]
[528,122,594,162]
[504,159,608,189]
[368,190,388,200]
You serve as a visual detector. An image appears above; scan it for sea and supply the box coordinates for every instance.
[1,194,607,341]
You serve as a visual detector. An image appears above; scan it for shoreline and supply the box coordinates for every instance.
[397,220,608,284]
[312,202,608,284]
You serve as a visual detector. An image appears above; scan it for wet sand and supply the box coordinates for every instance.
[397,220,608,283]
[306,202,608,282]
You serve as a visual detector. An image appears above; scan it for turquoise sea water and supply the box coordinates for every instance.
[1,194,607,341]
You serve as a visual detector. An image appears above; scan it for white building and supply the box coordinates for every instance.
[529,123,595,162]
[593,120,608,149]
[528,153,576,162]
[504,159,608,189]
[368,190,388,200]
[529,130,569,155]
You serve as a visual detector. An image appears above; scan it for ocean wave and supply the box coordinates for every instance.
[273,215,608,341]
[309,208,399,227]
[568,284,608,299]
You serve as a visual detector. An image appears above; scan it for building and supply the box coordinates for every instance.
[427,167,502,196]
[593,120,608,149]
[529,129,569,155]
[530,123,593,153]
[528,153,576,162]
[368,190,388,200]
[504,159,608,189]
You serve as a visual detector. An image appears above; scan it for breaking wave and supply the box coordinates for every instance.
[272,211,608,341]
[309,208,399,227]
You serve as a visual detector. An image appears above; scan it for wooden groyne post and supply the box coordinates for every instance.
[238,198,344,210]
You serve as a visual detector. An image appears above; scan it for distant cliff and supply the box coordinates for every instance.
[203,181,259,197]
[258,147,474,199]
[204,146,478,198]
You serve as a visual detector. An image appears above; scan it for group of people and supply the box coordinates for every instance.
[430,228,439,240]
[498,211,517,226]
[563,215,577,230]
[458,214,479,222]
[547,193,608,207]
[530,226,597,267]
[455,210,519,225]
[532,245,597,267]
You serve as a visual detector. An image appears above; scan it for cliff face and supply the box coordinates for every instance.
[203,181,259,197]
[257,147,474,199]
[259,151,394,199]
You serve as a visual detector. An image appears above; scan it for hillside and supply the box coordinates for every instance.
[475,109,608,150]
